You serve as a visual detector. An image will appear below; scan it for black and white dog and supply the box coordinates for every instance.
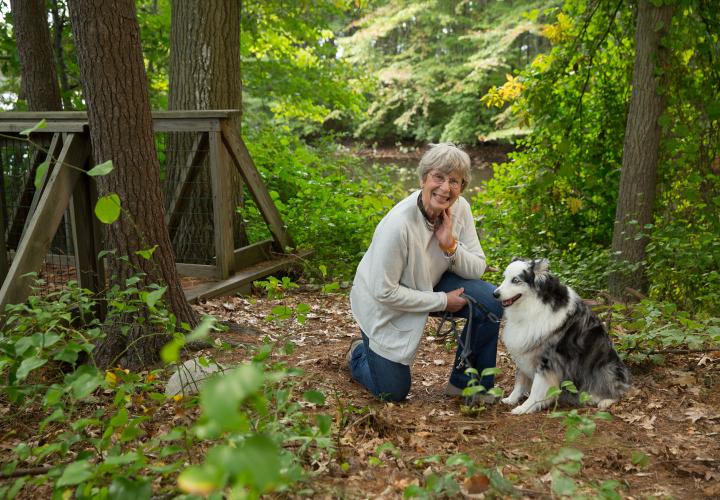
[493,258,630,415]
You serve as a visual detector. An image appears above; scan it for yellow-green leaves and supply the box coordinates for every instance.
[94,193,121,224]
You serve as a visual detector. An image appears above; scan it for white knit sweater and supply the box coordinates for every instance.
[350,191,487,365]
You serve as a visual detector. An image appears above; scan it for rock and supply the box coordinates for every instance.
[164,357,226,397]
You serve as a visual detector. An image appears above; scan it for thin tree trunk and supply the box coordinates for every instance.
[166,0,246,263]
[10,0,62,111]
[67,0,198,370]
[49,0,73,110]
[609,0,673,299]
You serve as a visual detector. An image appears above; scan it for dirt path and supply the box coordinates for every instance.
[197,290,720,499]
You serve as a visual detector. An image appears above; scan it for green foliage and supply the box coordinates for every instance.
[612,299,720,364]
[474,0,720,315]
[339,0,556,144]
[243,124,405,278]
[0,278,334,498]
[241,0,367,135]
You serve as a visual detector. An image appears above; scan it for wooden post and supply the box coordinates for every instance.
[220,121,293,251]
[69,168,105,294]
[208,128,234,279]
[0,166,8,282]
[0,133,89,311]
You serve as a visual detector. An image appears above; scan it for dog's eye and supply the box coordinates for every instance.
[511,277,520,284]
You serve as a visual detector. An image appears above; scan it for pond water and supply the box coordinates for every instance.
[355,143,512,198]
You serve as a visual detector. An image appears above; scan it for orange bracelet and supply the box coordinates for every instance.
[439,238,457,254]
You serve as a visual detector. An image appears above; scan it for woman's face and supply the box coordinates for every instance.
[420,169,463,218]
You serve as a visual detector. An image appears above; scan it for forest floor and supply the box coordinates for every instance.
[192,289,720,499]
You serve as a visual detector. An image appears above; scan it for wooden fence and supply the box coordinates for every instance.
[0,110,309,310]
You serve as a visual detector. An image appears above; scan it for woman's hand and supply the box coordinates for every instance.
[435,207,454,249]
[445,287,467,313]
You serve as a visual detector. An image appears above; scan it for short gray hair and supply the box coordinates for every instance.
[417,143,471,190]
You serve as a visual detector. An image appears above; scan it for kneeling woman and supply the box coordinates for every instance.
[347,143,503,402]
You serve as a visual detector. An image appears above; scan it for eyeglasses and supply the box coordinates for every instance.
[429,172,465,190]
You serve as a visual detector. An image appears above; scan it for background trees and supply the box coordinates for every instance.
[8,0,62,111]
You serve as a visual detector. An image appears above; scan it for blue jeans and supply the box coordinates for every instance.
[348,272,503,401]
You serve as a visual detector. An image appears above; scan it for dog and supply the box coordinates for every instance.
[493,258,630,415]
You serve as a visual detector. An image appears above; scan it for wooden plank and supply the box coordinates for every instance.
[176,263,220,280]
[208,129,235,279]
[220,121,293,251]
[152,119,221,132]
[234,238,273,268]
[0,122,88,133]
[21,133,63,238]
[69,169,105,293]
[184,249,313,302]
[165,132,208,237]
[0,133,89,311]
[8,133,62,248]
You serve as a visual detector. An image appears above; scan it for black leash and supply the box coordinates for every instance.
[435,293,501,405]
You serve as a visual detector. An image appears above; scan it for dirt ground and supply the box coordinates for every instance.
[195,289,720,499]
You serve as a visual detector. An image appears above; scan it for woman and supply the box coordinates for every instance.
[347,143,502,402]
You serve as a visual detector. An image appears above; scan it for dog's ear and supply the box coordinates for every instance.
[532,258,550,275]
[510,256,523,263]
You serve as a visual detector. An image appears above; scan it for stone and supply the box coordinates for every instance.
[164,357,226,397]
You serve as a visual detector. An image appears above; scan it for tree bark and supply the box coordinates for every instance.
[609,0,673,299]
[10,0,62,111]
[167,0,247,262]
[66,0,198,370]
[49,0,73,110]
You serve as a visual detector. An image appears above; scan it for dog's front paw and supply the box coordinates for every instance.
[510,402,537,415]
[501,396,519,405]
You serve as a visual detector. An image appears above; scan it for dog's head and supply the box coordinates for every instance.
[492,258,550,308]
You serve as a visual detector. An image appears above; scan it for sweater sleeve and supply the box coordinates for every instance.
[448,199,487,279]
[368,223,448,313]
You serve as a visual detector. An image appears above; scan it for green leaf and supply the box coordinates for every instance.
[15,357,47,382]
[480,367,501,377]
[200,364,264,433]
[95,193,121,224]
[177,464,222,496]
[545,385,562,398]
[551,469,576,496]
[631,451,650,468]
[206,436,281,492]
[108,477,151,500]
[708,100,720,120]
[86,160,114,177]
[552,447,584,464]
[144,287,167,308]
[66,366,102,399]
[19,119,47,136]
[303,390,326,405]
[135,245,159,260]
[57,460,93,487]
[315,413,332,435]
[160,334,184,364]
[34,160,51,190]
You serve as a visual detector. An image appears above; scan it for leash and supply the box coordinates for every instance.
[435,293,500,405]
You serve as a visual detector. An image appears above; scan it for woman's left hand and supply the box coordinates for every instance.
[435,207,454,248]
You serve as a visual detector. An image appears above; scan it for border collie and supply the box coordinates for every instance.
[493,258,630,414]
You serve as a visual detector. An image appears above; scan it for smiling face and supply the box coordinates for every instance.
[420,169,463,219]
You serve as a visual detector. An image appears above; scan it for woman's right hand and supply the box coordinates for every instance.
[445,288,467,313]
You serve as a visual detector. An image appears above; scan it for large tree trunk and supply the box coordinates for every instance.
[609,0,673,299]
[67,0,198,370]
[166,0,247,263]
[10,0,62,111]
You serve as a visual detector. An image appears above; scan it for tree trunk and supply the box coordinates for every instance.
[166,0,247,263]
[9,0,62,111]
[608,0,673,299]
[49,0,73,110]
[67,0,198,370]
